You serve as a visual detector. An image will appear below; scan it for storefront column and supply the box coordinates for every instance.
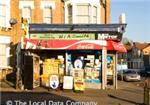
[102,46,107,89]
[65,51,68,75]
[114,52,118,89]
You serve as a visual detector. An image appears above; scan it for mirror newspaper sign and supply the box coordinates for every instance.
[98,33,121,41]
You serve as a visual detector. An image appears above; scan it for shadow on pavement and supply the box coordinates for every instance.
[108,94,143,105]
[1,91,76,105]
[121,88,143,95]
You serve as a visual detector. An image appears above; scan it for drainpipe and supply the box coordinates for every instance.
[101,0,107,24]
[105,0,107,24]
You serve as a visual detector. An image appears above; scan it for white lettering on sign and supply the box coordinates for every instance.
[98,33,118,40]
[77,44,94,49]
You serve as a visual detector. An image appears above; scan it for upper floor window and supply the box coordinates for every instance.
[0,44,7,66]
[0,4,6,27]
[76,4,90,24]
[19,0,34,23]
[0,36,10,67]
[64,1,100,24]
[0,0,10,28]
[43,7,52,24]
[22,7,32,23]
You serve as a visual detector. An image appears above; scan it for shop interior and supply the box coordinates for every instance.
[22,50,116,90]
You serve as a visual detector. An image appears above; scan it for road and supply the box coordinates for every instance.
[0,80,149,105]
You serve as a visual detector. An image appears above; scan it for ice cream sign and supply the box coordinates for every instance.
[49,75,59,89]
[74,59,83,69]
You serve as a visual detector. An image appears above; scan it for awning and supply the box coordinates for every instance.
[21,38,126,52]
[107,40,127,53]
[22,38,106,50]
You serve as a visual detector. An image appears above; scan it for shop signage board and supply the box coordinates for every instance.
[49,75,59,89]
[30,33,95,40]
[22,38,107,50]
[63,76,73,89]
[98,33,121,41]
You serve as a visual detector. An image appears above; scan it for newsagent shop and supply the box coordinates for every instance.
[17,24,127,91]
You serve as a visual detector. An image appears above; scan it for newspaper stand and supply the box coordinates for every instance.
[73,69,85,92]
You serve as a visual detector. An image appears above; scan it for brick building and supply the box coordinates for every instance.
[0,0,110,69]
[1,0,127,91]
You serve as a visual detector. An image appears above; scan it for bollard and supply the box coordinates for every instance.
[144,87,149,105]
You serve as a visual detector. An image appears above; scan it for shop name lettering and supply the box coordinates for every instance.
[31,34,94,39]
[98,34,118,40]
[77,44,94,49]
[59,34,90,39]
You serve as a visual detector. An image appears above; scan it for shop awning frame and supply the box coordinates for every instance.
[29,24,127,34]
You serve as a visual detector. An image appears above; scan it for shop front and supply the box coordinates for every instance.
[19,24,127,90]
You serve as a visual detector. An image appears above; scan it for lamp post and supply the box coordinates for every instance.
[9,18,20,89]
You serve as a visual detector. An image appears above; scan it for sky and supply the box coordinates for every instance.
[111,0,150,43]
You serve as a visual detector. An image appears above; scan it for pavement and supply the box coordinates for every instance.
[0,80,149,105]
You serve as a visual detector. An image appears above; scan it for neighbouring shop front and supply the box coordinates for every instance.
[0,36,12,81]
[18,24,127,90]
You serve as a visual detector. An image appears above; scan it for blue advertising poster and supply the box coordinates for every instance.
[107,55,111,64]
[68,54,72,61]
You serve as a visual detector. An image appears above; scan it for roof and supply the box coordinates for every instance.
[124,44,133,50]
[124,42,150,51]
[134,42,149,50]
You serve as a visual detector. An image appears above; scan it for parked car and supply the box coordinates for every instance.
[139,66,150,77]
[118,70,141,81]
[144,66,150,76]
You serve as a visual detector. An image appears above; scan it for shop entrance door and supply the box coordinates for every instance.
[24,54,40,89]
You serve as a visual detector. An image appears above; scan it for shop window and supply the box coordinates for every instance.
[76,4,90,24]
[43,7,52,24]
[22,6,32,23]
[0,44,7,66]
[0,4,6,27]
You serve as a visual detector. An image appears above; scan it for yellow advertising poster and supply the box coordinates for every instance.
[74,77,85,92]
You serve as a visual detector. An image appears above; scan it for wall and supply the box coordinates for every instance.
[101,0,110,24]
[143,46,150,66]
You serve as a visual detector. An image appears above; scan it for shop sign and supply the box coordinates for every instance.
[98,33,120,40]
[49,75,59,89]
[63,76,73,89]
[30,33,95,40]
